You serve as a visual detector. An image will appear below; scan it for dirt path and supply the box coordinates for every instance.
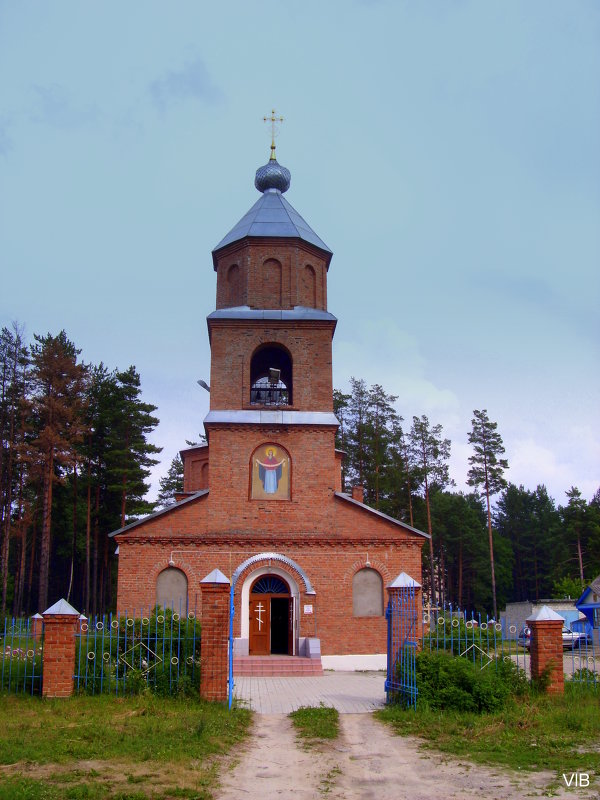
[216,713,597,800]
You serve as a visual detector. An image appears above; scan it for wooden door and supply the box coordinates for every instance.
[249,596,270,655]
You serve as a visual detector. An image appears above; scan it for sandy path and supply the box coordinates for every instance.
[216,713,597,800]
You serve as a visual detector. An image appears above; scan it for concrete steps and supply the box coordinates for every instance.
[233,655,323,677]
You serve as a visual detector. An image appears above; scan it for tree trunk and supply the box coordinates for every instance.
[14,472,26,617]
[458,538,463,608]
[425,480,436,606]
[67,464,78,602]
[485,487,497,620]
[576,531,584,585]
[121,473,127,529]
[38,453,54,611]
[93,484,100,615]
[27,517,37,613]
[85,458,91,613]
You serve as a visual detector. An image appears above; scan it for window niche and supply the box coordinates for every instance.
[250,344,292,406]
[156,567,188,613]
[352,568,384,617]
[226,263,242,307]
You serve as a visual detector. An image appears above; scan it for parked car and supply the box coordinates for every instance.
[517,626,531,648]
[517,624,588,650]
[560,626,589,649]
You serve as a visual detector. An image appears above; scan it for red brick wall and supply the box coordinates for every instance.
[529,619,564,694]
[199,582,229,702]
[205,425,338,528]
[214,240,329,311]
[115,494,424,656]
[207,321,335,412]
[182,445,209,492]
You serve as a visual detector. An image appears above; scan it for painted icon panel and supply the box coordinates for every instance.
[251,443,290,500]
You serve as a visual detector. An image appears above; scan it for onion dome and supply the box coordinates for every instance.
[254,157,291,194]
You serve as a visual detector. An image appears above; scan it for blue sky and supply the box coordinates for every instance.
[1,1,598,504]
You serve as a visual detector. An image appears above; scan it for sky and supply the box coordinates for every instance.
[1,1,598,506]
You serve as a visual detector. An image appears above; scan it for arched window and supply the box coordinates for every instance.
[226,263,241,306]
[299,264,317,307]
[250,443,291,500]
[352,568,383,617]
[251,575,290,594]
[156,567,188,613]
[262,258,282,307]
[250,344,292,406]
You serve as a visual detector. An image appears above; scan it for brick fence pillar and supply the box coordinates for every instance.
[527,605,564,695]
[200,569,230,703]
[387,571,422,644]
[42,598,80,698]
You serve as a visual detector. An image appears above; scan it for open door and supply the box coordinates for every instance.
[249,574,292,655]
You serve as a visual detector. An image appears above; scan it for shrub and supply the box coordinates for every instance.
[411,650,524,713]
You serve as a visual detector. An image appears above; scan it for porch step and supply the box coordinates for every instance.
[233,655,323,677]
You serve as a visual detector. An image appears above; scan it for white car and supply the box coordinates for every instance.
[517,625,588,650]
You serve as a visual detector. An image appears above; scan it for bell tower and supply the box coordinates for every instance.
[200,139,341,531]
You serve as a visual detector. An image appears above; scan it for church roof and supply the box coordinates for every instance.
[212,189,332,263]
[108,490,209,537]
[334,492,430,539]
[212,150,332,265]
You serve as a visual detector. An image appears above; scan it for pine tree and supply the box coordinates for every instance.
[107,367,161,528]
[26,331,88,611]
[333,389,351,491]
[467,409,508,620]
[156,454,184,508]
[408,415,452,606]
[429,490,487,608]
[0,324,29,614]
[560,487,600,585]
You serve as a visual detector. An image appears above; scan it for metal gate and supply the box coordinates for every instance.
[385,584,418,708]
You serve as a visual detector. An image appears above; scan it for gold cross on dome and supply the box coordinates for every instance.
[263,108,284,160]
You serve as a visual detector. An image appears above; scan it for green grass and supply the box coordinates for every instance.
[0,694,251,799]
[289,704,339,742]
[377,683,600,780]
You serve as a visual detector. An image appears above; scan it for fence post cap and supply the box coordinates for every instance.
[31,613,43,620]
[387,571,421,589]
[42,598,80,616]
[201,568,230,585]
[526,605,564,623]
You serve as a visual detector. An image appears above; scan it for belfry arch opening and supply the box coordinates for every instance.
[250,344,292,406]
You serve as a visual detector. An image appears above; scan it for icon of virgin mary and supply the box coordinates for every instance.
[255,447,285,494]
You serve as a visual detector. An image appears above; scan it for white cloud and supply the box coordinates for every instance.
[30,84,98,128]
[333,317,460,421]
[508,435,599,503]
[150,57,223,112]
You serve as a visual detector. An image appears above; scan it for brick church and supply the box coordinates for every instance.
[111,140,427,670]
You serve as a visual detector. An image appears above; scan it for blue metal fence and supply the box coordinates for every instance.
[385,585,419,708]
[422,605,597,686]
[0,616,44,695]
[386,600,598,706]
[74,606,201,696]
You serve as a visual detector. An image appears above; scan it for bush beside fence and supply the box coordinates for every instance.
[387,601,598,708]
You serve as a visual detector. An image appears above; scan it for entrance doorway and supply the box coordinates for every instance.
[249,575,292,655]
